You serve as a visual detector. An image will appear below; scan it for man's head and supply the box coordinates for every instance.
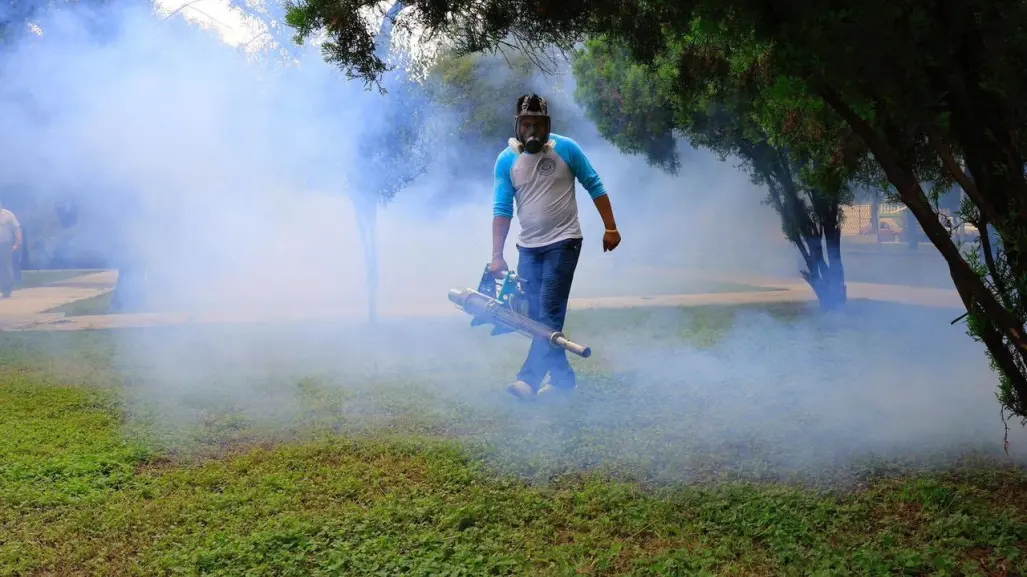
[514,93,550,154]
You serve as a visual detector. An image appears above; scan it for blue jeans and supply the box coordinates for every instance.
[515,236,582,390]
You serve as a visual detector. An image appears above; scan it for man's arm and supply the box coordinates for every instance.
[592,194,618,232]
[492,216,511,257]
[563,138,618,230]
[492,152,516,258]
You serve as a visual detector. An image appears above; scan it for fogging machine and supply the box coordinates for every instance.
[447,264,592,358]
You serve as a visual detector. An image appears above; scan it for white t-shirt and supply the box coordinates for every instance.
[0,208,20,246]
[493,133,608,248]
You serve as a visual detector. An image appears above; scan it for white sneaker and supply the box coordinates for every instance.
[507,380,536,400]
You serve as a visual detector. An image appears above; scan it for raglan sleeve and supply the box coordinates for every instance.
[565,138,608,200]
[493,152,516,218]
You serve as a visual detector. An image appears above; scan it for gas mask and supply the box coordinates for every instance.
[514,95,551,154]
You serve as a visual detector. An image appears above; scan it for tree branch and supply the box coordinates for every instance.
[925,124,1001,225]
[978,218,1013,309]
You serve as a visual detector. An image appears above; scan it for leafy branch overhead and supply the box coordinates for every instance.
[282,0,632,88]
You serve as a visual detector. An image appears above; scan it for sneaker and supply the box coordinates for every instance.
[538,383,575,397]
[507,380,536,400]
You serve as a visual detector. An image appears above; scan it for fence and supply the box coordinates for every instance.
[841,204,877,235]
[841,203,964,240]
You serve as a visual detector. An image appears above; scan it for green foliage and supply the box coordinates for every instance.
[571,36,852,308]
[422,49,532,149]
[570,41,679,173]
[283,0,395,89]
[420,47,589,197]
[282,0,595,89]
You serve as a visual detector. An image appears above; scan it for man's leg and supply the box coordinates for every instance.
[0,244,13,298]
[538,237,582,390]
[512,245,547,394]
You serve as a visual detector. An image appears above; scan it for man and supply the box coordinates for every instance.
[491,93,621,399]
[0,200,22,298]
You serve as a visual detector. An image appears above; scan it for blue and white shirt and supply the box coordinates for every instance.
[493,133,608,248]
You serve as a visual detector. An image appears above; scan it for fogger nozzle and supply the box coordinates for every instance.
[447,288,472,307]
[448,288,592,358]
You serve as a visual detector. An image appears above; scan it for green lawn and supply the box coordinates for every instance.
[16,269,99,289]
[44,290,114,316]
[2,302,1026,576]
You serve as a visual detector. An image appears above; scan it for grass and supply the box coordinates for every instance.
[2,301,1027,575]
[15,269,99,289]
[44,290,114,316]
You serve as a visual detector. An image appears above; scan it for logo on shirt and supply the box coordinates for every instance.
[537,157,557,176]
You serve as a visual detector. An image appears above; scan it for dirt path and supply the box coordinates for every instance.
[699,273,964,309]
[0,270,964,332]
[0,271,116,318]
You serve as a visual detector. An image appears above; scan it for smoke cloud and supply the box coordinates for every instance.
[0,1,1017,486]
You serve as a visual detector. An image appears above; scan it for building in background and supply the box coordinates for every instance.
[841,185,976,245]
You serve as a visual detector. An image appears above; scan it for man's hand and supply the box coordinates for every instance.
[489,254,509,279]
[11,244,19,253]
[603,230,621,252]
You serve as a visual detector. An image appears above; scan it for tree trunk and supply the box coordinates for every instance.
[343,0,400,326]
[353,196,379,324]
[109,264,147,313]
[871,195,880,241]
[758,153,848,311]
[905,209,918,250]
[822,224,847,310]
[798,232,847,311]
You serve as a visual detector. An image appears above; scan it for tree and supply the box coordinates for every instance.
[167,0,430,321]
[604,2,1027,425]
[421,50,534,184]
[571,38,853,309]
[606,1,1027,424]
[419,48,588,205]
[351,69,431,323]
[345,0,430,323]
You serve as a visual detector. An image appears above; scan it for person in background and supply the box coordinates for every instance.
[0,199,24,298]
